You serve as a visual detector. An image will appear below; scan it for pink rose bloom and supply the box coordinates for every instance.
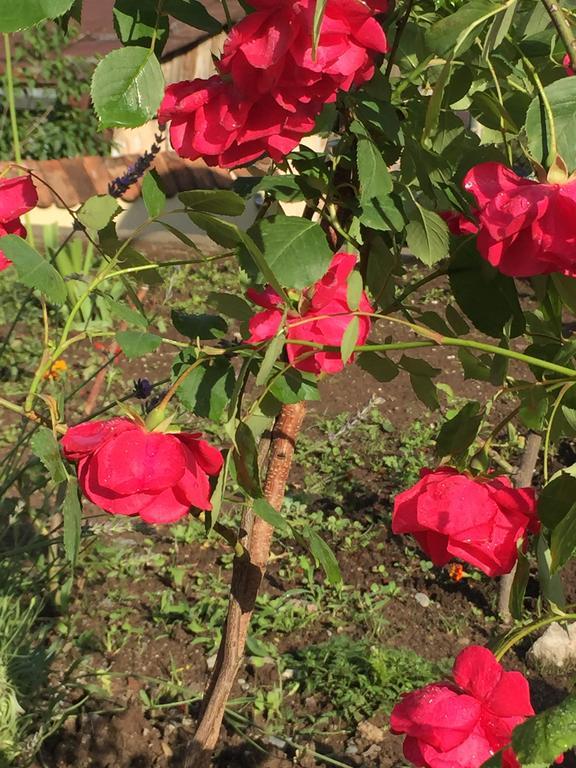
[61,418,223,524]
[159,0,386,167]
[563,52,574,76]
[247,252,373,374]
[463,162,576,277]
[391,645,534,768]
[392,467,537,577]
[0,175,38,271]
[438,209,479,237]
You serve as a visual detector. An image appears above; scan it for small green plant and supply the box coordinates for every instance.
[286,635,446,725]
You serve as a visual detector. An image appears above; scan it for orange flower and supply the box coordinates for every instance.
[43,359,68,381]
[448,563,465,582]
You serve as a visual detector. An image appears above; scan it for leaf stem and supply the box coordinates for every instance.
[491,610,576,660]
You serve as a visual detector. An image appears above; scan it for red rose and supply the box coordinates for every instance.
[247,252,373,374]
[563,52,574,76]
[61,418,223,524]
[0,175,38,271]
[438,209,479,237]
[392,467,537,577]
[463,162,576,277]
[391,645,534,768]
[159,0,386,167]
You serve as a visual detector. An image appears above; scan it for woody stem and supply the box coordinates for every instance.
[184,401,306,768]
[540,0,576,71]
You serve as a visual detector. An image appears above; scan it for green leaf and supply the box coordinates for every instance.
[179,190,245,216]
[142,170,166,219]
[247,217,332,290]
[31,427,67,484]
[116,330,162,358]
[436,401,483,458]
[537,535,565,608]
[206,450,230,530]
[356,132,393,219]
[234,421,261,498]
[538,471,576,529]
[104,298,148,328]
[550,502,576,573]
[482,0,517,57]
[174,355,235,421]
[519,387,549,431]
[62,477,82,566]
[509,546,530,620]
[269,368,320,404]
[553,274,576,315]
[423,57,454,144]
[526,77,576,171]
[357,352,398,382]
[340,316,360,366]
[312,0,327,53]
[76,195,119,231]
[512,694,576,765]
[449,245,525,338]
[163,0,222,33]
[365,235,398,309]
[171,310,227,340]
[406,202,449,267]
[400,356,441,378]
[446,305,469,336]
[188,212,243,248]
[0,0,75,32]
[425,0,507,57]
[410,374,440,410]
[256,333,285,387]
[113,0,169,55]
[208,291,253,321]
[253,498,289,533]
[346,270,363,312]
[1,235,66,304]
[118,246,163,285]
[301,527,342,585]
[458,348,492,381]
[157,221,202,252]
[91,46,164,128]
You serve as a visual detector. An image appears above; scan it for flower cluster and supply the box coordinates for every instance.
[392,467,538,577]
[0,175,38,271]
[159,0,387,167]
[391,646,534,768]
[247,252,373,374]
[61,418,223,524]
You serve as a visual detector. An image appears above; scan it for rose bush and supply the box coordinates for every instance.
[390,646,534,768]
[247,252,373,373]
[392,468,538,577]
[61,418,223,524]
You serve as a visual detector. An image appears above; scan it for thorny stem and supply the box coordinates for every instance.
[540,0,576,71]
[185,402,306,768]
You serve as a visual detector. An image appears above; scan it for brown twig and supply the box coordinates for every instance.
[184,401,306,768]
[498,432,542,624]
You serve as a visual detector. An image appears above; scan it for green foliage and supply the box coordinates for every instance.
[287,636,447,722]
[512,694,576,767]
[0,0,75,32]
[91,47,165,128]
[1,236,66,304]
[0,25,110,159]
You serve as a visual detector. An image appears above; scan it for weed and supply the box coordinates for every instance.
[286,635,447,724]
